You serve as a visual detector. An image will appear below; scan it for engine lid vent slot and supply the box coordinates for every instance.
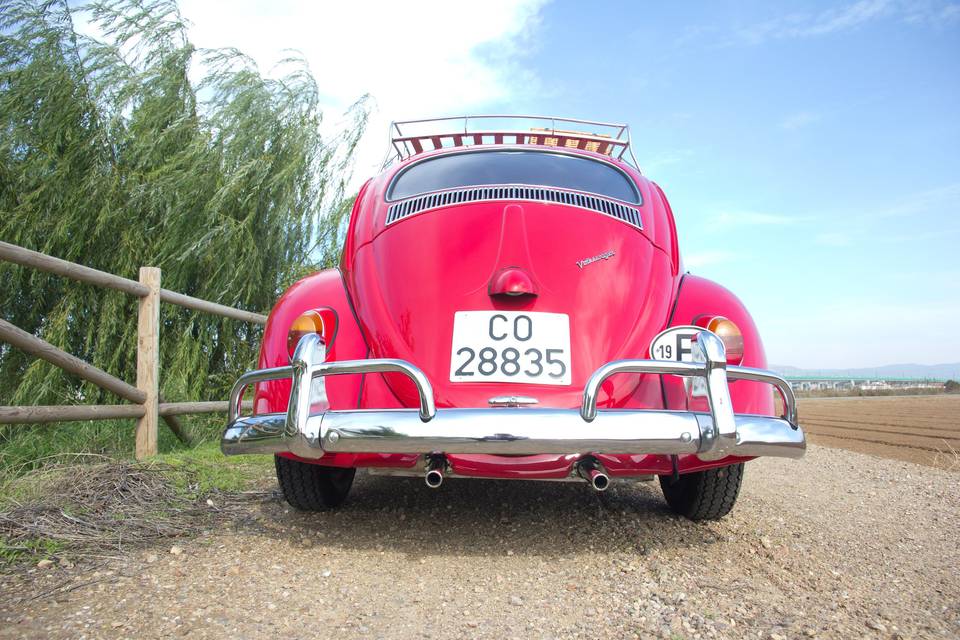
[386,185,642,230]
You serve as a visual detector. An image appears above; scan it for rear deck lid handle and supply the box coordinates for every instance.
[488,266,538,298]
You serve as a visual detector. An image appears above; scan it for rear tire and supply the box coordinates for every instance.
[275,455,355,511]
[659,463,743,521]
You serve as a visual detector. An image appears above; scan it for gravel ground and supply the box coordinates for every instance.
[2,444,958,639]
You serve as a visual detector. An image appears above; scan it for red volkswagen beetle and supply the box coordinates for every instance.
[222,116,804,520]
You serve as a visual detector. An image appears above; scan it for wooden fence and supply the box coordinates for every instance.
[0,240,266,459]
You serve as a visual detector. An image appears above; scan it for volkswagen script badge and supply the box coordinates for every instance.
[576,250,616,269]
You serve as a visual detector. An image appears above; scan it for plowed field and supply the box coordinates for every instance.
[799,394,960,469]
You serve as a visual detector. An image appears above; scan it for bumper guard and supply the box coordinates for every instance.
[221,331,804,461]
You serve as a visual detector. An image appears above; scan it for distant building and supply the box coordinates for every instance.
[785,377,945,392]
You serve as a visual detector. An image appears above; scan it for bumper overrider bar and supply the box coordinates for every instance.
[222,332,804,461]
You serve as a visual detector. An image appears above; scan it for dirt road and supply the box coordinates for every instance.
[2,444,958,639]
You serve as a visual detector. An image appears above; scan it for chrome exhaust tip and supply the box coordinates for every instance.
[577,459,610,492]
[425,468,444,489]
[589,469,610,492]
[425,455,445,489]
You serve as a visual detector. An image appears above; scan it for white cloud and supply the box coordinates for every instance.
[176,0,549,184]
[903,0,960,23]
[729,0,958,45]
[734,0,892,44]
[781,111,821,130]
[797,0,893,36]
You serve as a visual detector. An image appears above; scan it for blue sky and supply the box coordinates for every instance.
[177,0,959,368]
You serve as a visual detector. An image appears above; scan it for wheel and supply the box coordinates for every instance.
[274,455,356,511]
[658,463,743,521]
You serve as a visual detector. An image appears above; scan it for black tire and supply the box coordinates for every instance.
[658,463,743,521]
[274,455,356,511]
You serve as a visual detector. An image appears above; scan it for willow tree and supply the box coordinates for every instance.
[0,1,368,415]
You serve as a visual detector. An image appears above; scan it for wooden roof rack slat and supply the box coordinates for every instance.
[385,115,640,172]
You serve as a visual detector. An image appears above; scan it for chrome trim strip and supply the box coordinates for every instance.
[488,395,539,407]
[386,184,643,229]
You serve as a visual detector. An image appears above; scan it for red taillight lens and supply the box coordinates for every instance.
[287,310,325,357]
[696,316,744,365]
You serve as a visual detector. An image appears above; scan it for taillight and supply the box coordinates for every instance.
[696,316,744,365]
[287,309,337,357]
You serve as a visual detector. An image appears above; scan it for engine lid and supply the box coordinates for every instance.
[345,200,677,409]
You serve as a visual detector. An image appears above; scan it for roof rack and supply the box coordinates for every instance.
[383,115,640,170]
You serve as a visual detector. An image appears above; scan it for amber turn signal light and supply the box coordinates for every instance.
[704,316,744,365]
[287,310,325,357]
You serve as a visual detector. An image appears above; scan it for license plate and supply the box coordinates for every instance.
[450,311,571,385]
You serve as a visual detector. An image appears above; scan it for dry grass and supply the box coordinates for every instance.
[932,440,960,472]
[0,448,272,562]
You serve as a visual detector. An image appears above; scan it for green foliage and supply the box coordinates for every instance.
[0,537,63,563]
[945,380,959,393]
[0,414,217,475]
[0,1,368,459]
[153,442,273,497]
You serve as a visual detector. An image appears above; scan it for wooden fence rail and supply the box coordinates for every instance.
[0,241,267,325]
[0,318,147,404]
[0,240,267,459]
[0,401,252,424]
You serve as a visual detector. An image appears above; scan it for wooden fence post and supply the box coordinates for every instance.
[135,267,161,459]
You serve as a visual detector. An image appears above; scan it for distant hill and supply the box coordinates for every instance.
[771,363,960,380]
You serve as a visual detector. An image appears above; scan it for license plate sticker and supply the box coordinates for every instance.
[450,311,571,385]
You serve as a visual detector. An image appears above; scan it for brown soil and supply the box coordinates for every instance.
[799,395,960,470]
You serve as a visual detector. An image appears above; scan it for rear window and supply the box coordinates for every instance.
[387,150,640,203]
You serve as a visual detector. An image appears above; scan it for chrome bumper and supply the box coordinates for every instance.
[222,332,805,461]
